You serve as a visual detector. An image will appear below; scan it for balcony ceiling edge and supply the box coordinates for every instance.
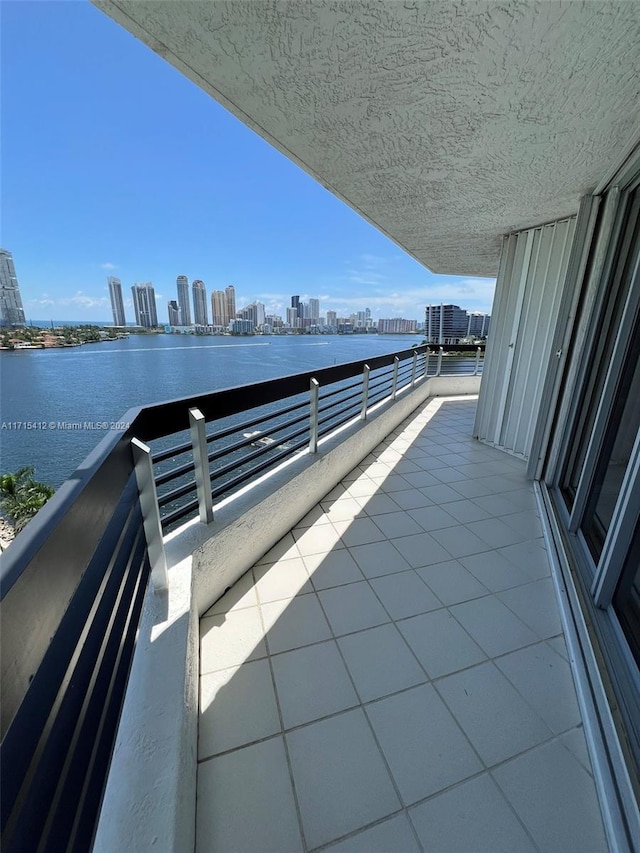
[92,0,640,277]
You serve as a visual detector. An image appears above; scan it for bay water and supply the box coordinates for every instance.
[1,333,431,488]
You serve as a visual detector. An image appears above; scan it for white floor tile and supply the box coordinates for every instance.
[392,531,453,568]
[348,540,412,578]
[324,814,420,852]
[497,540,551,580]
[410,774,536,853]
[496,642,581,734]
[419,483,463,504]
[560,727,594,776]
[200,607,267,674]
[493,740,608,852]
[466,517,527,548]
[293,522,343,556]
[261,595,332,654]
[320,496,367,522]
[369,511,424,539]
[338,623,426,702]
[254,557,312,603]
[390,488,433,509]
[333,517,387,547]
[407,504,458,532]
[271,640,358,728]
[303,548,364,589]
[451,596,538,657]
[366,684,482,805]
[416,560,488,605]
[358,492,405,516]
[199,659,281,758]
[461,550,532,592]
[196,737,302,852]
[442,499,493,524]
[318,581,390,635]
[497,577,562,638]
[398,608,486,678]
[430,525,492,559]
[436,661,551,765]
[286,709,400,849]
[370,571,441,620]
[203,569,258,616]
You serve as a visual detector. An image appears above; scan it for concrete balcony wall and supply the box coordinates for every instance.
[93,372,480,853]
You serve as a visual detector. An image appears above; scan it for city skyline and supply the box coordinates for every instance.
[4,2,496,324]
[106,270,489,332]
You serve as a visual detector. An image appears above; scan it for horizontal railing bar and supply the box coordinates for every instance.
[152,440,192,465]
[317,398,361,429]
[317,407,363,439]
[317,376,364,402]
[155,459,195,487]
[206,409,311,464]
[209,434,310,502]
[157,479,197,509]
[205,397,309,445]
[317,389,363,417]
[160,498,200,529]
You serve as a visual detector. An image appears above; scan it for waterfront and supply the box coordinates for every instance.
[0,333,428,488]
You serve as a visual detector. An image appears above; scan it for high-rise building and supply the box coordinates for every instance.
[211,290,226,326]
[378,318,417,334]
[225,285,236,322]
[192,279,208,326]
[308,298,320,322]
[108,276,126,326]
[326,310,337,328]
[167,300,180,326]
[425,304,469,344]
[131,283,158,328]
[467,312,491,338]
[0,249,26,327]
[286,307,298,327]
[291,295,301,319]
[176,275,191,326]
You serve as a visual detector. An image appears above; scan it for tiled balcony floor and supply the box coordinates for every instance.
[197,397,608,853]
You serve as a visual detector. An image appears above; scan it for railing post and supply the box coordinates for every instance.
[473,346,482,376]
[189,407,214,524]
[424,348,431,377]
[411,351,418,386]
[361,364,370,420]
[436,346,444,376]
[309,377,319,453]
[391,356,399,399]
[131,438,168,592]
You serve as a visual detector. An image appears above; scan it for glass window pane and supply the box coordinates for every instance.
[561,192,640,513]
[582,309,640,559]
[614,520,640,669]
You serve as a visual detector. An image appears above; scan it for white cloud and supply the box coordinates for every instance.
[101,262,118,270]
[59,291,110,310]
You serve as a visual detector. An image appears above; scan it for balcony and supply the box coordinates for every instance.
[0,347,614,851]
[195,397,606,852]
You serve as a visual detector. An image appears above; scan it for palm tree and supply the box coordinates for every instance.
[0,467,54,536]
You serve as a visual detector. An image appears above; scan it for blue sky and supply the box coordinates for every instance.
[3,1,495,324]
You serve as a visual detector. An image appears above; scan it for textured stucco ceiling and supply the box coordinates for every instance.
[94,1,640,277]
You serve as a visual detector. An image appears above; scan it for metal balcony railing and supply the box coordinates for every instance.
[0,343,483,853]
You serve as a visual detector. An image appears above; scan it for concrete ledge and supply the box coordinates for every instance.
[93,373,479,853]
